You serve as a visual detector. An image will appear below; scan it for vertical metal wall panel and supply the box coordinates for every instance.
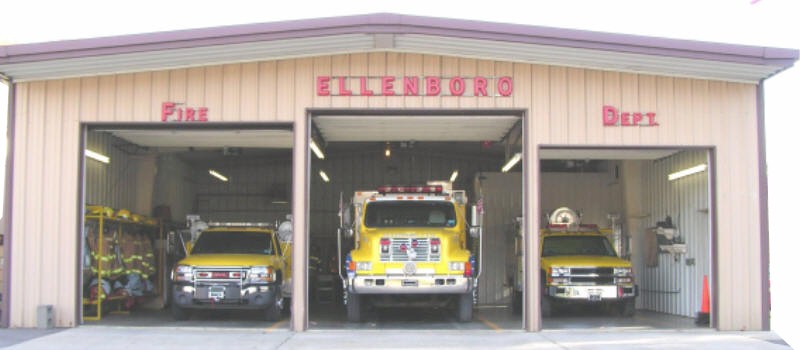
[474,173,523,305]
[540,167,622,226]
[84,132,140,212]
[8,53,764,329]
[151,154,197,222]
[636,150,710,317]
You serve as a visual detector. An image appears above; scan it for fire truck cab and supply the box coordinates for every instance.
[338,182,482,322]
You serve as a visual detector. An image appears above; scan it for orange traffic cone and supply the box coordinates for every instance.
[696,275,710,325]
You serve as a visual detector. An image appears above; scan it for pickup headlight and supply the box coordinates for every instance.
[248,266,275,283]
[173,265,193,282]
[551,267,570,276]
[614,267,632,276]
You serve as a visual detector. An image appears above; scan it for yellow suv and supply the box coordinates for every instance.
[171,221,291,321]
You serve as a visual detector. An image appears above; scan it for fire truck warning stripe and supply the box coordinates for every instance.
[264,319,287,332]
[477,315,502,332]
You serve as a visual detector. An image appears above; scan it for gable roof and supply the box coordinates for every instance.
[1,13,796,82]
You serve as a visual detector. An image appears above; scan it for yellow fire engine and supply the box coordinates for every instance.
[338,182,482,322]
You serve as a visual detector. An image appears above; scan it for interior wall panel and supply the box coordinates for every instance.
[638,150,710,318]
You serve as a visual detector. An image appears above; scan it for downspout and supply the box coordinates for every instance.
[1,73,15,328]
[756,79,770,331]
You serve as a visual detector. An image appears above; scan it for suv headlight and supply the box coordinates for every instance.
[551,267,570,276]
[173,265,193,282]
[614,267,632,276]
[248,266,275,283]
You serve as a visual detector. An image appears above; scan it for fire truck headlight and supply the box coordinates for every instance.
[356,262,372,271]
[173,265,194,282]
[614,267,632,276]
[551,267,569,276]
[449,262,465,271]
[615,277,633,284]
[248,266,275,283]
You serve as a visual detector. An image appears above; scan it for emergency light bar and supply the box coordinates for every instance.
[207,222,273,228]
[377,185,443,194]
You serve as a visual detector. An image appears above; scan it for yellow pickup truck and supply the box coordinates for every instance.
[171,218,292,321]
[512,208,636,317]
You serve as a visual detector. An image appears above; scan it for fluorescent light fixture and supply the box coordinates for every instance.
[501,152,522,172]
[208,169,229,182]
[450,170,459,182]
[85,149,110,164]
[319,170,330,183]
[310,140,325,160]
[668,164,708,181]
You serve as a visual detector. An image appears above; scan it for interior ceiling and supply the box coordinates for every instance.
[313,116,519,142]
[106,124,680,161]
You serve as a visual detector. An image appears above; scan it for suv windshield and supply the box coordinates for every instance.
[191,231,274,255]
[364,201,457,228]
[542,236,617,257]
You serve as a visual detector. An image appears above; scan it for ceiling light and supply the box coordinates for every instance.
[310,140,325,160]
[209,169,229,182]
[450,170,459,182]
[501,152,522,172]
[384,142,391,158]
[668,164,707,181]
[85,149,110,164]
[319,170,330,183]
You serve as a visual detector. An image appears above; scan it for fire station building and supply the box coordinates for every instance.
[0,13,797,332]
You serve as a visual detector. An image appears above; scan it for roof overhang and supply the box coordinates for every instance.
[1,13,797,83]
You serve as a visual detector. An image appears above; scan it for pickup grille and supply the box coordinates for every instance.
[562,267,615,285]
[193,267,247,282]
[380,238,440,262]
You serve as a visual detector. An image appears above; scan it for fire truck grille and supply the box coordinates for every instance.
[380,238,440,262]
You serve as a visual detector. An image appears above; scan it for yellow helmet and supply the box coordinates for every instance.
[116,209,131,220]
[86,205,114,217]
[131,214,144,223]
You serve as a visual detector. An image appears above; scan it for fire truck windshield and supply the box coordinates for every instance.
[364,201,457,228]
[541,236,617,257]
[191,231,274,255]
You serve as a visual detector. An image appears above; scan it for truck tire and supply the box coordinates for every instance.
[618,299,635,317]
[456,292,473,322]
[171,302,190,321]
[346,291,363,322]
[264,302,281,322]
[511,290,522,315]
[541,296,552,318]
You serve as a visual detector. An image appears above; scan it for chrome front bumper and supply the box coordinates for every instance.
[350,275,474,294]
[546,284,636,300]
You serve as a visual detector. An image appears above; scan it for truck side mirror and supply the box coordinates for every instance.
[469,226,481,239]
[340,227,354,239]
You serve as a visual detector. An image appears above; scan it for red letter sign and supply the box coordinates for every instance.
[603,105,619,126]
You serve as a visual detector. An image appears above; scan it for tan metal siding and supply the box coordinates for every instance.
[8,53,764,330]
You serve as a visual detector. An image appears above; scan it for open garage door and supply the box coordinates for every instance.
[80,125,294,329]
[529,147,712,330]
[307,111,524,331]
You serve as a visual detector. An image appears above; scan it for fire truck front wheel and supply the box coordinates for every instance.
[264,302,281,321]
[171,302,191,321]
[346,291,363,322]
[456,292,473,322]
